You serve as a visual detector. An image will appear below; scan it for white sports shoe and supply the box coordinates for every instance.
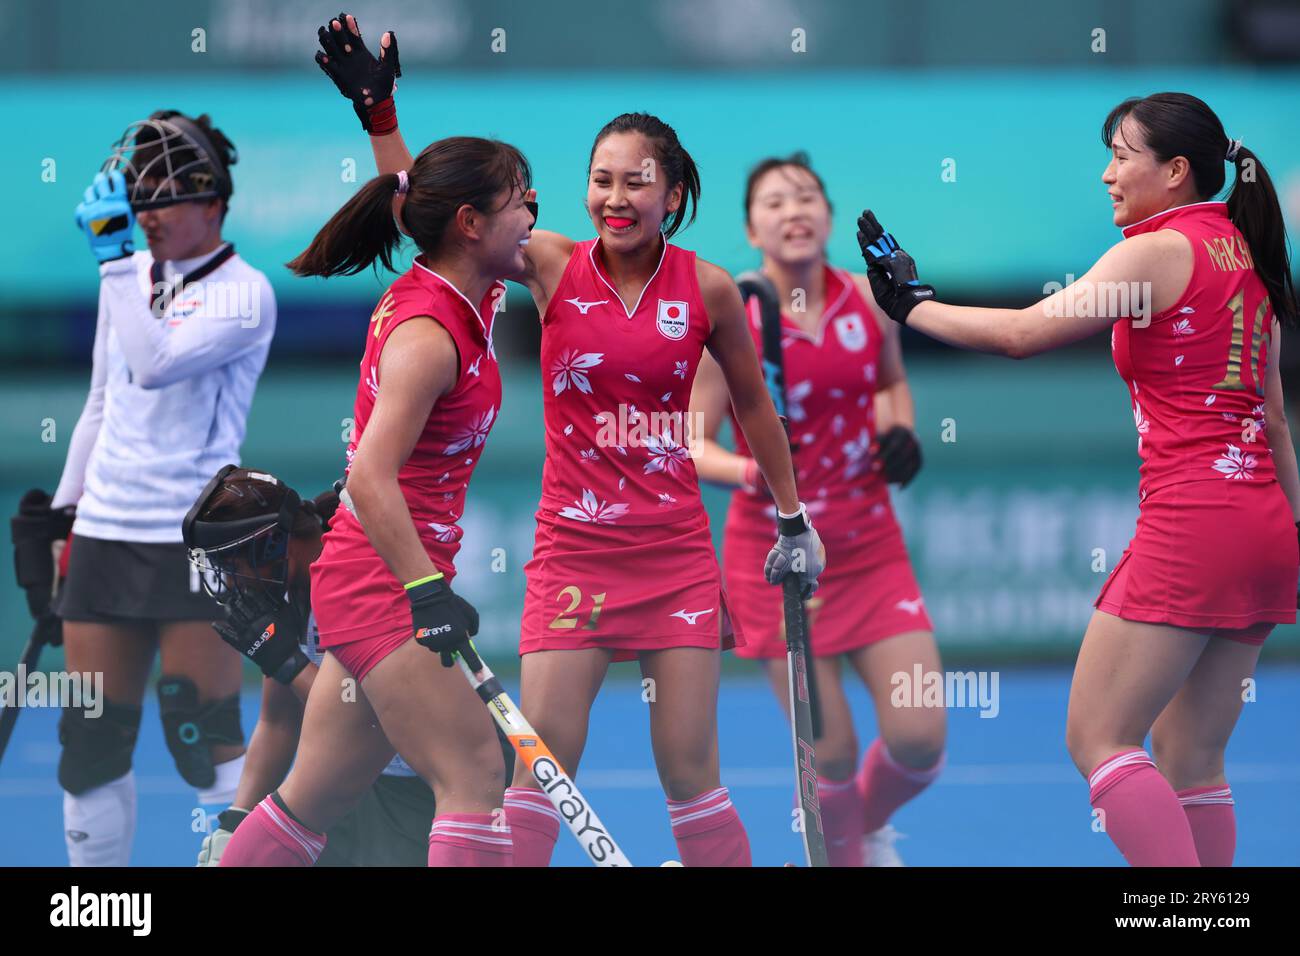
[862,824,905,866]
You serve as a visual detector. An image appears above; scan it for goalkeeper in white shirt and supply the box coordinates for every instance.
[47,110,276,865]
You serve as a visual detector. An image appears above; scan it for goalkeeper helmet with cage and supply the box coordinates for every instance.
[182,465,305,605]
[101,110,237,212]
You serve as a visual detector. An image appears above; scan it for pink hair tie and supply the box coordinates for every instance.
[395,169,410,195]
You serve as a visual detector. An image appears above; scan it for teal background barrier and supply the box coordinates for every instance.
[3,0,1298,670]
[6,70,1300,316]
[0,0,1242,72]
[5,356,1297,673]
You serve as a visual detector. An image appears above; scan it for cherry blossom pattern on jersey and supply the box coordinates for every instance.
[538,238,711,525]
[1113,202,1278,500]
[446,406,496,455]
[729,265,891,528]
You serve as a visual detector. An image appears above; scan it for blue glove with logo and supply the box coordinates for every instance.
[74,171,135,263]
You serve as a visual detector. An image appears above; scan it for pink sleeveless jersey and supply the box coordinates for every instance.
[729,264,892,538]
[1113,201,1277,501]
[311,258,504,646]
[538,238,710,525]
[519,237,743,658]
[722,265,933,657]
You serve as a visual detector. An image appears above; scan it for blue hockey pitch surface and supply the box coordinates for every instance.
[2,666,1297,866]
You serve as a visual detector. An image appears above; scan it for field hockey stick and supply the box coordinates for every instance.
[736,271,828,867]
[452,641,633,867]
[781,577,828,867]
[0,614,58,766]
[737,271,824,736]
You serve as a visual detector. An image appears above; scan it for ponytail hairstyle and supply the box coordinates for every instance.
[307,486,341,528]
[288,135,532,277]
[1102,92,1297,327]
[589,112,700,239]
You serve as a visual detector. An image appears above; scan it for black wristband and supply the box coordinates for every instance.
[217,807,250,833]
[406,577,446,606]
[777,508,809,536]
[270,645,311,686]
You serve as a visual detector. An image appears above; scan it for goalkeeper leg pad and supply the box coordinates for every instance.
[158,676,244,789]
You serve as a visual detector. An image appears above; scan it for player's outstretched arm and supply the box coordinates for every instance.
[856,209,1189,359]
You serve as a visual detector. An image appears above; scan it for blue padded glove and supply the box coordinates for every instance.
[74,170,135,263]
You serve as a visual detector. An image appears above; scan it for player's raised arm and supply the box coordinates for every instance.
[312,12,570,300]
[316,13,412,171]
[855,209,1188,359]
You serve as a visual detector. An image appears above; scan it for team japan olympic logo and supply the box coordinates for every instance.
[656,299,688,340]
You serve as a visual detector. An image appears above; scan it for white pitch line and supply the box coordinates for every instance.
[1,763,1296,797]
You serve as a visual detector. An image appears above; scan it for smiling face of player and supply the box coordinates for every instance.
[1102,114,1198,228]
[464,181,535,278]
[135,192,225,263]
[587,132,682,255]
[745,164,832,269]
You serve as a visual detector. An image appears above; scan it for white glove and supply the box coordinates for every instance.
[764,503,827,598]
[197,807,250,867]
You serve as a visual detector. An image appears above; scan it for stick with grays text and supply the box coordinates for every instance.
[454,641,633,866]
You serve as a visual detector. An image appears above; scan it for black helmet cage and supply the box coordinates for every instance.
[102,112,235,212]
[182,464,301,604]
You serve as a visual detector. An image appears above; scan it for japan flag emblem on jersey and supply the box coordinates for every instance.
[833,313,868,352]
[657,300,689,341]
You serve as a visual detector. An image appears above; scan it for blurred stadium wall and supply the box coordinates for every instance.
[3,0,1299,669]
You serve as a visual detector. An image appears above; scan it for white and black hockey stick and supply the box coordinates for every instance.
[736,271,828,868]
[453,641,633,867]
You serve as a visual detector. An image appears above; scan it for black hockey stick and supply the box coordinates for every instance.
[3,490,73,766]
[736,271,828,868]
[0,615,58,765]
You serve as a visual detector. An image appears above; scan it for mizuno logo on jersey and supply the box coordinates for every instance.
[895,597,925,615]
[566,298,609,315]
[670,608,714,625]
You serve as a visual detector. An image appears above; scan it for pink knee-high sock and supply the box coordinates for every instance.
[817,776,865,867]
[427,813,513,866]
[857,738,944,833]
[503,787,561,867]
[1177,785,1236,867]
[667,787,751,867]
[1088,750,1199,866]
[219,794,325,867]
